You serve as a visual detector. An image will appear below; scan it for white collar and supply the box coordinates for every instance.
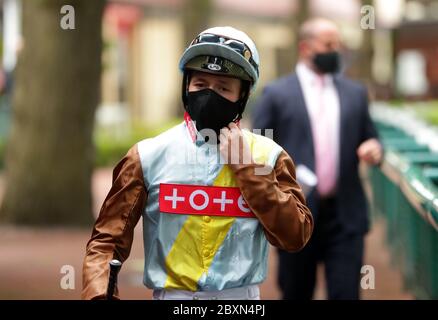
[296,62,333,87]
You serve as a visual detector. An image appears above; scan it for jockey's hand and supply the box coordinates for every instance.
[219,122,254,170]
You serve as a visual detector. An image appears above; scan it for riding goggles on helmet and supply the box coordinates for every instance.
[191,33,259,76]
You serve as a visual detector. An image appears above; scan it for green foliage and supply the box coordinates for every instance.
[0,119,183,171]
[387,99,405,108]
[411,100,438,126]
[0,101,436,171]
[385,100,438,126]
[418,102,438,126]
[93,119,182,167]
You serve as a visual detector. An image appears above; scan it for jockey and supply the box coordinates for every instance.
[82,26,313,300]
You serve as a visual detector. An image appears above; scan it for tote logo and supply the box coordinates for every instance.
[159,183,255,218]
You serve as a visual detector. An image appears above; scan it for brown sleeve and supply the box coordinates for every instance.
[81,144,147,300]
[231,150,314,252]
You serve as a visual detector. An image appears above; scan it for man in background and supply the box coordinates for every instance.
[252,18,383,300]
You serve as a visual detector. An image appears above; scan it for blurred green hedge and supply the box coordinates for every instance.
[93,118,181,168]
[0,118,182,170]
[415,101,438,126]
[388,100,438,126]
[1,99,436,170]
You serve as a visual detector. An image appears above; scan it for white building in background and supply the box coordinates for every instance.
[4,0,427,131]
[101,0,299,129]
[2,0,21,73]
[102,0,377,129]
[396,50,429,96]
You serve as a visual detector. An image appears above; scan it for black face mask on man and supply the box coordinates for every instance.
[312,51,340,74]
[186,88,240,142]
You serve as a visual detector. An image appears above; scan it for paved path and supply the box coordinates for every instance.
[0,169,413,299]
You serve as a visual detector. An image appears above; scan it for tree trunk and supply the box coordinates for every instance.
[276,0,309,77]
[183,0,211,47]
[177,0,211,117]
[359,0,373,85]
[293,0,309,66]
[0,0,105,226]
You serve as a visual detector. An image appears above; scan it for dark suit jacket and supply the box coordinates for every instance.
[252,73,379,235]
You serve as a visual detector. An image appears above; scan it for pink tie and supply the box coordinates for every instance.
[313,76,336,197]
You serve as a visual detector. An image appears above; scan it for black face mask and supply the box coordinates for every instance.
[312,51,340,74]
[186,89,240,142]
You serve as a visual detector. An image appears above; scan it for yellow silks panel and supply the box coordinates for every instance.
[243,130,274,165]
[163,166,236,291]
